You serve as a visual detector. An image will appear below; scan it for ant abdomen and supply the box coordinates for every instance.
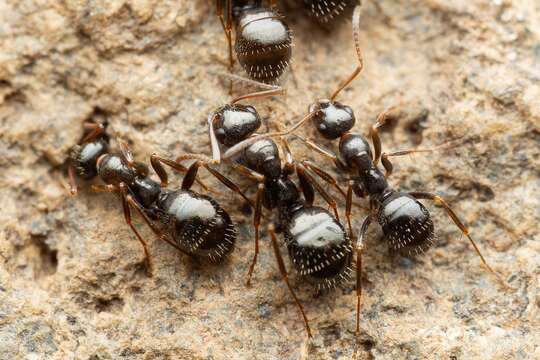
[378,192,435,256]
[309,100,355,140]
[285,206,353,289]
[157,189,237,262]
[70,139,109,179]
[302,0,358,25]
[235,8,292,83]
[212,104,261,146]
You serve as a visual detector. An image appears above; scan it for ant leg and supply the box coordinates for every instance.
[301,160,347,199]
[231,163,265,182]
[292,135,339,163]
[296,163,340,222]
[268,223,312,338]
[381,139,465,177]
[355,215,373,334]
[296,165,315,206]
[153,154,254,208]
[68,162,78,196]
[345,180,356,241]
[117,138,134,166]
[279,136,295,175]
[409,192,508,288]
[124,193,192,257]
[246,182,264,287]
[118,183,152,276]
[80,121,106,144]
[149,154,210,192]
[370,108,398,165]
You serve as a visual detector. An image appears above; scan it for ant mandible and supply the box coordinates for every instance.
[68,119,254,273]
[216,0,293,83]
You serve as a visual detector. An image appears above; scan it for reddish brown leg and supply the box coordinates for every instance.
[292,135,339,164]
[345,180,356,242]
[355,215,372,334]
[296,163,341,222]
[268,223,312,338]
[301,160,347,199]
[381,139,465,177]
[80,121,106,144]
[246,183,264,287]
[153,154,254,208]
[68,162,78,196]
[370,108,398,165]
[125,194,192,257]
[409,192,509,288]
[150,154,209,192]
[119,183,153,276]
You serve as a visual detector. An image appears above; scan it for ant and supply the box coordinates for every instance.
[216,0,293,83]
[206,86,359,338]
[221,5,508,334]
[67,119,254,273]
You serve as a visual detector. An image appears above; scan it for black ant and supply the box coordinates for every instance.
[216,0,293,83]
[67,119,254,273]
[222,5,508,334]
[206,86,360,338]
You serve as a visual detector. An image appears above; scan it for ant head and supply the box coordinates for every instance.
[212,104,262,147]
[309,99,355,140]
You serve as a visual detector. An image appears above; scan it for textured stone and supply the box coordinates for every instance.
[0,1,538,359]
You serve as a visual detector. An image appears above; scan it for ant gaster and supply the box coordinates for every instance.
[222,5,507,334]
[68,120,254,272]
[216,0,292,83]
[300,0,359,25]
[207,89,356,338]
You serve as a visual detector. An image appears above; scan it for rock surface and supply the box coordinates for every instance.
[0,0,539,359]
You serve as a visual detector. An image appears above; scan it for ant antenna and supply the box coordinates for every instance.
[330,6,364,101]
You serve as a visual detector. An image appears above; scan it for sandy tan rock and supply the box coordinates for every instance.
[0,1,538,359]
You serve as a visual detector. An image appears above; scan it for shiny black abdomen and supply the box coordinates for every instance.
[70,139,109,179]
[235,8,292,83]
[284,206,353,289]
[157,189,236,261]
[302,0,357,25]
[378,192,435,256]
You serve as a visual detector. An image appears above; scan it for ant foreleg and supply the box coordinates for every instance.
[119,183,153,276]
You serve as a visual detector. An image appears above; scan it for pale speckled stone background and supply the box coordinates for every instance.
[0,0,539,359]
